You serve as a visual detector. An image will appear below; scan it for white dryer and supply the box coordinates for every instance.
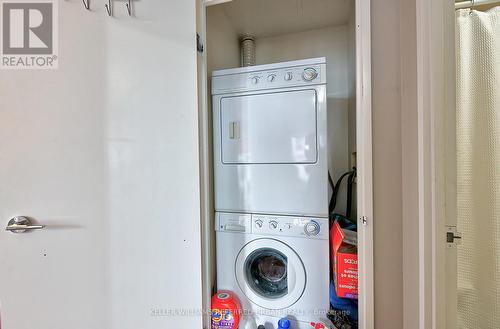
[216,212,330,329]
[212,58,328,218]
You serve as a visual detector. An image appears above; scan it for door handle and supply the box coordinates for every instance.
[5,216,45,233]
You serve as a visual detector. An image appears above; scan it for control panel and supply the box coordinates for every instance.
[213,214,329,240]
[246,65,320,88]
[212,58,326,95]
[252,214,327,239]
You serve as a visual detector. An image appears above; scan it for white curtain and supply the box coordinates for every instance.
[456,7,500,329]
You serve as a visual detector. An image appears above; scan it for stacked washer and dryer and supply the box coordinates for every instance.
[213,58,330,329]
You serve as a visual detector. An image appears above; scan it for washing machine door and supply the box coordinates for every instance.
[235,238,306,310]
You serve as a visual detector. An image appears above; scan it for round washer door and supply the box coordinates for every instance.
[235,238,306,310]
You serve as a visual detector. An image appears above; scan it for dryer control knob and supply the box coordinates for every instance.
[305,221,321,236]
[255,219,263,228]
[284,72,293,81]
[251,76,260,84]
[269,220,278,229]
[302,68,318,81]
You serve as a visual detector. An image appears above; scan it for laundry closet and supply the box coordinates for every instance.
[0,0,372,328]
[197,0,372,328]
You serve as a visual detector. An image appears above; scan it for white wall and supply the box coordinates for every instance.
[255,26,353,215]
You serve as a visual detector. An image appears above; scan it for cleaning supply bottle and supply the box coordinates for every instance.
[278,317,291,329]
[211,291,241,329]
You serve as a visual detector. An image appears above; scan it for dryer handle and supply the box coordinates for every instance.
[229,121,240,139]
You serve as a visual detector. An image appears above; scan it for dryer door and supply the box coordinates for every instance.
[235,238,306,310]
[219,89,317,164]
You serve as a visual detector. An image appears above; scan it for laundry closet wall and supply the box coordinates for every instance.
[206,5,240,74]
[0,1,203,328]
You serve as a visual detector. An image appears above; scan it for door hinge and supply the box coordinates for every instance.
[446,225,462,248]
[361,215,368,226]
[197,33,204,53]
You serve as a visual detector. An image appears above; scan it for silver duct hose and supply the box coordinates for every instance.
[241,36,256,66]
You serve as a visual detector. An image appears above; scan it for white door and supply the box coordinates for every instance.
[0,1,202,329]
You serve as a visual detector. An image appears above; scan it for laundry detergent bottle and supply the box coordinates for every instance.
[278,318,291,329]
[211,291,241,329]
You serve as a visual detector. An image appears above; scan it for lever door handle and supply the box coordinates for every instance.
[5,216,45,233]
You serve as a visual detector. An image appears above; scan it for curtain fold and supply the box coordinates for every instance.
[456,7,500,329]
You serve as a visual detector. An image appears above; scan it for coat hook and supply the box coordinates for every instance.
[125,0,132,16]
[105,0,112,16]
[82,0,90,10]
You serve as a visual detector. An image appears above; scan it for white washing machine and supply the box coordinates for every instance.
[212,58,328,218]
[216,212,330,329]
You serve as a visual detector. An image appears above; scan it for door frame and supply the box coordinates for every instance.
[407,0,456,328]
[197,0,374,328]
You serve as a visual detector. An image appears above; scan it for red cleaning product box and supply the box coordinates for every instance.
[331,220,358,299]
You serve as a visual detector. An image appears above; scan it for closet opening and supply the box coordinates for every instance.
[197,0,373,328]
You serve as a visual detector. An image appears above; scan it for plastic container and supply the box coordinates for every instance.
[211,291,241,329]
[278,317,291,329]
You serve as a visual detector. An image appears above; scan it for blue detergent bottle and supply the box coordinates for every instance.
[278,317,291,329]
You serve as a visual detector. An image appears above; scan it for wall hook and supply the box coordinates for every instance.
[105,0,112,16]
[82,0,90,10]
[125,0,132,16]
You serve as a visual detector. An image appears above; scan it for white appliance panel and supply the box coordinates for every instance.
[213,87,327,217]
[216,212,330,329]
[220,90,318,164]
[213,58,328,217]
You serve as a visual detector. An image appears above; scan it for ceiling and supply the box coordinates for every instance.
[208,0,354,38]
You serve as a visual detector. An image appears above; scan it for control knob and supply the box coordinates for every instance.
[269,220,278,229]
[267,74,276,82]
[302,68,318,81]
[304,220,321,236]
[255,219,263,228]
[284,72,293,81]
[251,76,260,84]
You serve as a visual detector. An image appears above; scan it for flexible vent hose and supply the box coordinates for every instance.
[241,36,256,67]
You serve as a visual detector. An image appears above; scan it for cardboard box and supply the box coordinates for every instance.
[331,220,358,299]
